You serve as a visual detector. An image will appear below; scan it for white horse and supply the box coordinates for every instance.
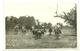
[53,24,62,39]
[22,25,26,33]
[14,25,19,34]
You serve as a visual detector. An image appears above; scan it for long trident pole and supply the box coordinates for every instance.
[55,4,58,15]
[54,4,59,17]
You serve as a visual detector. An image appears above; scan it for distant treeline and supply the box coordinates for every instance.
[5,16,52,31]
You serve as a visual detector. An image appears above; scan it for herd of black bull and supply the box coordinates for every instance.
[32,30,45,40]
[32,28,61,40]
[14,28,61,40]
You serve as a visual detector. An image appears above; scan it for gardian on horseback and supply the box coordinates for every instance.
[49,27,52,36]
[54,23,62,40]
[14,25,19,34]
[22,25,26,33]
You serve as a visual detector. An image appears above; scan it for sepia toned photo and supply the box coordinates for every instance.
[4,2,77,49]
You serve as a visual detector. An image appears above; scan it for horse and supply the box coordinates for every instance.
[22,25,26,34]
[14,25,19,35]
[32,29,44,40]
[53,25,62,40]
[49,28,52,36]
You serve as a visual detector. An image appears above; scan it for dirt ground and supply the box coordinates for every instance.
[6,28,77,49]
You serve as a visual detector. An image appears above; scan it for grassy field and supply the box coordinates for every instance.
[6,28,77,49]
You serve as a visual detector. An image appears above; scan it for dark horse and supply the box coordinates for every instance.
[32,29,44,40]
[49,28,52,36]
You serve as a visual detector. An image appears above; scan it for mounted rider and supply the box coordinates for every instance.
[49,27,52,36]
[22,24,26,32]
[14,25,19,34]
[54,23,62,39]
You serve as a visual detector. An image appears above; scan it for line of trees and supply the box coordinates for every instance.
[5,15,52,31]
[5,15,36,31]
[54,4,77,33]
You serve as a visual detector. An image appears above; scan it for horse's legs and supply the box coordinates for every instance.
[35,34,38,40]
[56,34,60,40]
[15,31,18,35]
[38,34,41,39]
[49,32,51,36]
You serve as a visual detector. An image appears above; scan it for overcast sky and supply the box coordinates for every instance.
[4,2,75,25]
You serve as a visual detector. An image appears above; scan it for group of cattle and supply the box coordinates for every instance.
[14,26,46,40]
[32,29,45,40]
[14,24,62,40]
[31,27,61,40]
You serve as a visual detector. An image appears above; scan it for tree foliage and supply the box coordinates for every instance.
[54,4,77,33]
[63,4,77,28]
[5,15,36,31]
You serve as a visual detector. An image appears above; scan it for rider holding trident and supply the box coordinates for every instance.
[54,23,62,40]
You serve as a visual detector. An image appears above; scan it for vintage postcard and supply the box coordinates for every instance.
[4,1,78,51]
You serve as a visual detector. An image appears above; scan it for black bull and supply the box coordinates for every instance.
[32,30,44,39]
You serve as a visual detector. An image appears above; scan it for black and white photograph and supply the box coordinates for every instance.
[4,2,77,49]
